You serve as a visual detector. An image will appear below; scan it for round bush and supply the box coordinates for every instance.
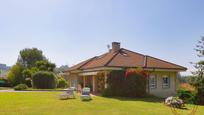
[177,89,195,104]
[14,84,28,90]
[57,77,68,88]
[32,71,56,89]
[177,83,196,104]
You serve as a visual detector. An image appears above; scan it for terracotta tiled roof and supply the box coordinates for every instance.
[145,56,186,70]
[66,48,187,71]
[81,52,117,69]
[67,57,97,71]
[107,49,145,67]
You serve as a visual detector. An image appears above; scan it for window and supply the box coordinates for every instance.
[162,75,170,88]
[149,75,157,89]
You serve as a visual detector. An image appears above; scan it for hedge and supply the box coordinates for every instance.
[103,70,147,97]
[32,71,56,89]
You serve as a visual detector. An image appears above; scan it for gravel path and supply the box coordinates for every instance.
[0,89,52,93]
[0,89,16,92]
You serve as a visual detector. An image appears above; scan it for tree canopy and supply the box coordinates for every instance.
[192,37,204,105]
[194,37,204,78]
[7,48,56,87]
[18,48,46,68]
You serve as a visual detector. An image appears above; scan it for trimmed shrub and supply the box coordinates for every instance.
[177,89,195,104]
[14,84,28,90]
[57,77,68,88]
[32,71,56,89]
[177,83,196,104]
[103,70,147,97]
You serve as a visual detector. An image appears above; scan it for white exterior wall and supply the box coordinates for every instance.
[149,71,177,98]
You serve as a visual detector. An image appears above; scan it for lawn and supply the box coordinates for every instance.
[0,92,203,115]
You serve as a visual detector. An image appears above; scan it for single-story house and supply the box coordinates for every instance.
[65,42,187,97]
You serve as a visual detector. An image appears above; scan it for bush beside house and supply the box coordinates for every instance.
[57,77,68,88]
[103,70,147,97]
[177,83,196,104]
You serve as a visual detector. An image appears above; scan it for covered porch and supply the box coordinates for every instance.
[69,71,108,93]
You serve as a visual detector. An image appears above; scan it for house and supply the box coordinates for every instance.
[65,42,187,97]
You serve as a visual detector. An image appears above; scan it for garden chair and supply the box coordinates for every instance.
[66,88,75,98]
[59,88,75,100]
[80,87,92,101]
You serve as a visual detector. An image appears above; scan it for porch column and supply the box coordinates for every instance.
[83,76,86,87]
[104,72,108,89]
[92,76,96,92]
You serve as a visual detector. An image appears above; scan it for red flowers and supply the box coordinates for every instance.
[125,68,148,78]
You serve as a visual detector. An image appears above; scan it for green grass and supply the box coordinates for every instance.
[0,92,203,115]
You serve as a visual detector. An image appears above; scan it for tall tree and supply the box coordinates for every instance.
[193,37,204,105]
[7,63,24,86]
[194,37,204,80]
[36,60,56,72]
[18,48,46,68]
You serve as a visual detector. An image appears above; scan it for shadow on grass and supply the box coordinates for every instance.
[104,96,191,111]
[107,96,163,103]
[81,99,93,102]
[59,98,76,101]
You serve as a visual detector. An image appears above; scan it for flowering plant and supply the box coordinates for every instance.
[125,68,148,78]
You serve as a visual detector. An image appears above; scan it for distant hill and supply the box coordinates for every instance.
[55,65,69,73]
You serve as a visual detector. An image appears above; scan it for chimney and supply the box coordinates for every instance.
[111,42,120,53]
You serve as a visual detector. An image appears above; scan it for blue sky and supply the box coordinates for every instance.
[0,0,203,75]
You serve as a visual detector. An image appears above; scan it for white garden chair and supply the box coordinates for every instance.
[59,88,75,100]
[80,87,92,101]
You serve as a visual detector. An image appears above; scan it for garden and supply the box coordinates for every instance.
[0,92,204,115]
[0,38,204,115]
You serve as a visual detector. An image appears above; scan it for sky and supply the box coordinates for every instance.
[0,0,204,75]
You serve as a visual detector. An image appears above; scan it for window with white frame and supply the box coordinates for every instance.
[149,75,157,89]
[162,75,170,88]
